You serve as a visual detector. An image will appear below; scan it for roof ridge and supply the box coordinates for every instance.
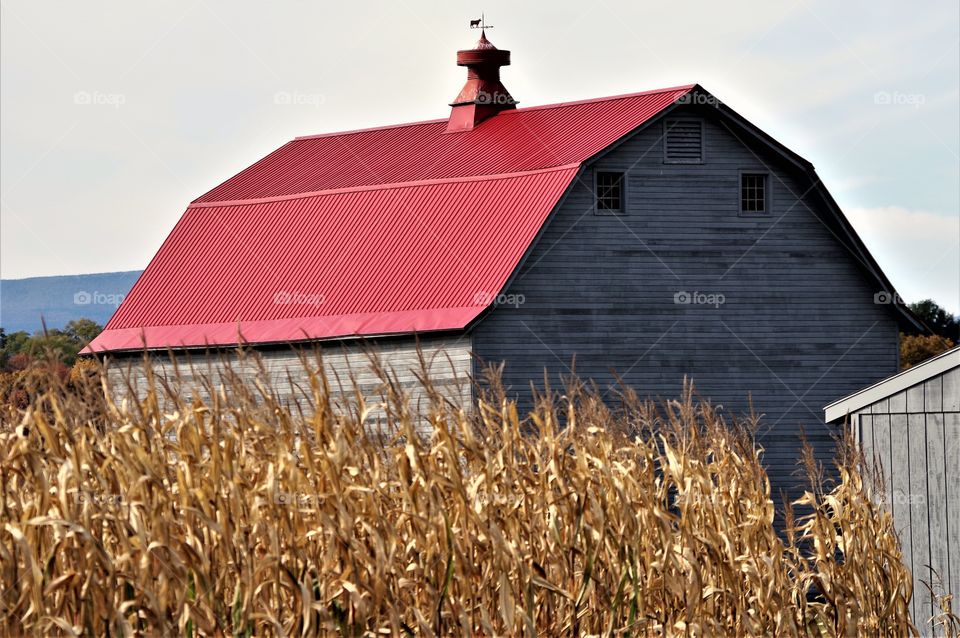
[189,163,582,208]
[292,84,696,142]
[506,84,697,114]
[294,117,447,141]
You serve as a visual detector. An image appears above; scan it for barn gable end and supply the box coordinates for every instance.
[471,100,908,502]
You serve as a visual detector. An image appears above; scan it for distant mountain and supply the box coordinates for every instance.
[0,271,142,334]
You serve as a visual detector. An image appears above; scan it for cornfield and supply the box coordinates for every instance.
[0,350,949,636]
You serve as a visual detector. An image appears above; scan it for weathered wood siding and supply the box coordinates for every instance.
[471,104,901,505]
[105,334,473,431]
[855,365,960,632]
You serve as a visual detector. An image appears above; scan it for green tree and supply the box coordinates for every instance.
[29,330,86,365]
[909,299,959,341]
[0,320,103,370]
[65,319,102,345]
[0,329,32,370]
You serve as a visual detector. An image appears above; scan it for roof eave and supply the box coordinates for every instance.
[824,346,960,422]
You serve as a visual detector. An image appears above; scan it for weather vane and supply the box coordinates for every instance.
[469,13,493,30]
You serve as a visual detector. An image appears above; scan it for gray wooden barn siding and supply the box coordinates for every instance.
[105,334,473,432]
[471,106,901,505]
[855,366,960,633]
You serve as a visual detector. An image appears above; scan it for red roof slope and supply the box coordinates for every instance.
[86,86,693,353]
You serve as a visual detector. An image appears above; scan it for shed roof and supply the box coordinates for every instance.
[824,346,960,422]
[85,86,693,353]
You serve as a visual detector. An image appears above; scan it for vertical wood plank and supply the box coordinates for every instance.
[908,413,931,626]
[872,413,893,505]
[890,390,908,414]
[907,383,925,414]
[873,396,890,415]
[925,413,950,628]
[860,412,874,481]
[945,413,960,613]
[890,413,913,617]
[943,368,960,412]
[924,376,944,413]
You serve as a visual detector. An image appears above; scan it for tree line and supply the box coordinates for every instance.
[0,298,955,382]
[900,299,957,368]
[0,319,102,371]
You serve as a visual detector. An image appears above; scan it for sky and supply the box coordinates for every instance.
[1,0,958,312]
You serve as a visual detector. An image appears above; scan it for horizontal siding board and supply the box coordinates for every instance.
[474,109,899,503]
[106,335,473,431]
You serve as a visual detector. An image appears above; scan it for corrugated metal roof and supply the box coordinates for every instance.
[196,86,693,202]
[86,86,693,352]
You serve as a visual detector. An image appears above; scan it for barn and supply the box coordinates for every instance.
[825,346,960,628]
[85,31,925,502]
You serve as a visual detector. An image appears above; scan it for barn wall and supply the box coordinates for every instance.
[104,334,473,431]
[855,365,960,632]
[471,104,901,505]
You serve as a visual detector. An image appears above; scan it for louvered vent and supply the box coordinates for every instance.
[664,119,703,163]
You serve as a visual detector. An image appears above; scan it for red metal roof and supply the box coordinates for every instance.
[86,86,693,353]
[196,86,693,201]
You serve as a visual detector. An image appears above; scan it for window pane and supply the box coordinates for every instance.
[741,173,766,213]
[596,171,623,212]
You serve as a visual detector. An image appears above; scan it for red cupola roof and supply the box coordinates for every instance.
[446,31,517,132]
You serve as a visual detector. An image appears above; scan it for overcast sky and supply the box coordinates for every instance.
[2,0,958,311]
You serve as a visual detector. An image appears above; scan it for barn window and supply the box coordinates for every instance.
[595,171,624,213]
[740,173,768,214]
[664,119,703,163]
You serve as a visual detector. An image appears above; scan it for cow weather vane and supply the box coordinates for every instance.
[469,13,493,30]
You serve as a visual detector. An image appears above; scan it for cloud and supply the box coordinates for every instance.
[825,174,880,194]
[1,0,957,289]
[846,206,960,314]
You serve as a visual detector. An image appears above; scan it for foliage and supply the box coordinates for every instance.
[0,330,31,370]
[0,319,102,370]
[909,299,959,341]
[900,332,955,370]
[68,357,100,385]
[0,354,941,636]
[63,318,103,344]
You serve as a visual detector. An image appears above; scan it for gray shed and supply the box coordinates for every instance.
[825,346,960,632]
